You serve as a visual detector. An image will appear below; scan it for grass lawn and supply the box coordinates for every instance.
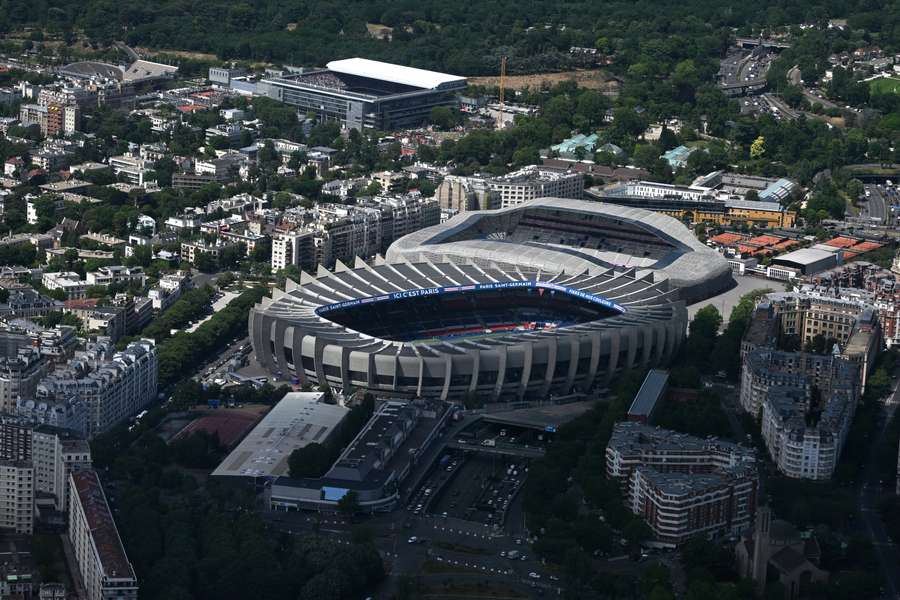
[870,77,900,95]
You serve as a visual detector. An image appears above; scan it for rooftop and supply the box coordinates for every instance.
[71,470,135,581]
[628,369,669,418]
[212,392,349,478]
[326,58,465,90]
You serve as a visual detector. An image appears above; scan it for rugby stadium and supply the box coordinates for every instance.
[249,200,728,401]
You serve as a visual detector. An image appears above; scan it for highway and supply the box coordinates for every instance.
[858,376,900,599]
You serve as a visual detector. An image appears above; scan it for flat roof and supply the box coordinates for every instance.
[772,247,838,266]
[212,392,348,478]
[326,58,465,90]
[628,369,669,418]
[71,470,135,582]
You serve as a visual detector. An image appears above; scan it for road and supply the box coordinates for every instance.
[863,185,888,224]
[859,377,900,599]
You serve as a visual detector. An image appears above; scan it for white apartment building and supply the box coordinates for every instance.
[31,429,92,513]
[0,461,33,534]
[108,152,155,186]
[68,470,138,600]
[488,166,583,208]
[42,272,88,300]
[148,271,190,311]
[271,230,315,272]
[85,266,146,288]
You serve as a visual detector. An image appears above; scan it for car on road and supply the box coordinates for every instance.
[408,536,418,544]
[529,572,541,579]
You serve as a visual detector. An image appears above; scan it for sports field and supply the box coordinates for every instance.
[870,77,900,95]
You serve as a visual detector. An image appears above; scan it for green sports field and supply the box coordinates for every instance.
[870,77,900,95]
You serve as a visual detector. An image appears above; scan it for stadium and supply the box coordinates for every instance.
[257,58,466,130]
[387,199,733,304]
[249,201,727,402]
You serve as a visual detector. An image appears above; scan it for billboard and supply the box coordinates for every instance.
[315,280,627,316]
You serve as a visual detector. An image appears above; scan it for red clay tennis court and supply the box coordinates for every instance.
[174,411,264,449]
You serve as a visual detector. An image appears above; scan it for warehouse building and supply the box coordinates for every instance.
[212,392,349,483]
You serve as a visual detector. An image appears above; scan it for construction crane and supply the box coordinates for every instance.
[497,56,507,129]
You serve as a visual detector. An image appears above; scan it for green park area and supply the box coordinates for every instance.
[870,77,900,95]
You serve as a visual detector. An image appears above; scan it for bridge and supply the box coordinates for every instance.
[735,37,792,50]
[720,78,768,96]
[445,441,546,459]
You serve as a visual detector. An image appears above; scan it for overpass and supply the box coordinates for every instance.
[720,78,768,96]
[445,440,546,459]
[735,37,791,50]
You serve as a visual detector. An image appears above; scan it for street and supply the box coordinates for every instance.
[859,377,900,599]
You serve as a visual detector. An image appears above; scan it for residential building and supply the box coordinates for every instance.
[108,149,156,186]
[85,266,146,288]
[164,213,203,233]
[148,271,191,311]
[435,175,499,212]
[68,470,138,600]
[488,166,583,208]
[744,349,861,480]
[0,461,33,534]
[180,239,240,265]
[37,340,157,438]
[0,348,46,413]
[606,422,757,545]
[271,230,316,272]
[42,272,88,300]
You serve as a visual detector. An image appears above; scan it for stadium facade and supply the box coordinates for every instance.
[258,58,466,130]
[249,200,729,401]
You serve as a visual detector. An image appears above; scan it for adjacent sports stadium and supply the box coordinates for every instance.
[257,57,466,130]
[250,200,730,401]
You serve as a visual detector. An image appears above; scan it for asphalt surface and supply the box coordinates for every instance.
[859,380,900,600]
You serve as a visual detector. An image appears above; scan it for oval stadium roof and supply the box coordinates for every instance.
[326,58,466,90]
[386,198,733,304]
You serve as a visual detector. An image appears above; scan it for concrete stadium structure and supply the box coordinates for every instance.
[387,199,733,304]
[249,200,728,401]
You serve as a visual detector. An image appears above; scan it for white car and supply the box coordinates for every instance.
[529,572,541,579]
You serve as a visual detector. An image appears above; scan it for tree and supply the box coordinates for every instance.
[429,106,456,130]
[287,442,334,478]
[338,490,361,516]
[750,135,766,159]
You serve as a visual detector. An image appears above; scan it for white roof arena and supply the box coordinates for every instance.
[326,58,466,90]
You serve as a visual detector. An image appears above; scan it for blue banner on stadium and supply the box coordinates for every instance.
[315,280,626,315]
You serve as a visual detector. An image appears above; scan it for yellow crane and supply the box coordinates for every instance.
[498,56,507,128]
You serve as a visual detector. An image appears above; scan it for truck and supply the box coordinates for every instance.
[506,550,520,560]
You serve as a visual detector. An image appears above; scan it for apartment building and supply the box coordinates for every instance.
[37,340,157,438]
[743,349,861,480]
[42,272,88,300]
[0,348,46,413]
[271,229,316,272]
[180,239,241,265]
[488,166,583,208]
[0,461,33,534]
[68,470,138,600]
[435,175,499,212]
[606,422,757,545]
[85,266,146,288]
